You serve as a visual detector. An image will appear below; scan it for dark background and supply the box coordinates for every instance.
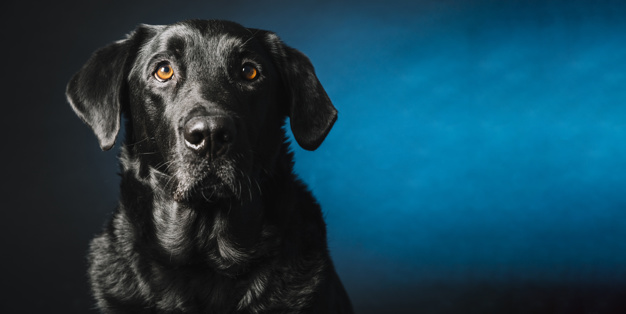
[3,0,626,313]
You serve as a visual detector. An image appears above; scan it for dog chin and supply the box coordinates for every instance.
[172,175,234,203]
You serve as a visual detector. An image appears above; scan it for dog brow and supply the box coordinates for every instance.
[166,36,186,57]
[216,34,246,56]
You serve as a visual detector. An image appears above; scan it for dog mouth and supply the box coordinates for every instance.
[170,158,240,203]
[173,175,229,202]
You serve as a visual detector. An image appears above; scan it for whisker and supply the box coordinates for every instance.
[126,136,154,147]
[253,177,262,197]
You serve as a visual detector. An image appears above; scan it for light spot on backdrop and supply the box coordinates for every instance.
[219,0,626,291]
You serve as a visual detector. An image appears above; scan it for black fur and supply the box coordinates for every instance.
[67,20,352,313]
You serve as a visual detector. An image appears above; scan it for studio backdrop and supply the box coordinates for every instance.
[3,0,626,313]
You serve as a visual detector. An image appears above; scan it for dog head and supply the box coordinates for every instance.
[66,20,337,201]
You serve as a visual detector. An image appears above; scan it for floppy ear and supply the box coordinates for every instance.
[66,26,155,151]
[260,32,337,151]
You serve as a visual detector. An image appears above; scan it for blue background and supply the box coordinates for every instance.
[3,0,626,313]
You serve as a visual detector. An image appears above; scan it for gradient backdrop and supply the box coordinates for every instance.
[3,0,626,313]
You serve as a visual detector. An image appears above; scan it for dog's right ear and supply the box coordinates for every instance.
[66,25,156,151]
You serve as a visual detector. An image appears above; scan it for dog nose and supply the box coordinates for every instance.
[183,116,236,157]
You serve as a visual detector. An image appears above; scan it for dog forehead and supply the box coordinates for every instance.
[152,21,255,59]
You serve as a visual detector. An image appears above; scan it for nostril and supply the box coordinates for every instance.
[185,130,204,146]
[208,118,236,156]
[217,130,233,144]
[184,119,209,147]
[215,118,236,143]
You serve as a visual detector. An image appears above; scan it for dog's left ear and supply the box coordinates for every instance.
[258,31,337,151]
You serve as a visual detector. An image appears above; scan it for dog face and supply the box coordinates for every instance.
[125,21,286,201]
[67,20,337,201]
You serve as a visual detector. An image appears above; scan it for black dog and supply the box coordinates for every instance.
[66,20,353,313]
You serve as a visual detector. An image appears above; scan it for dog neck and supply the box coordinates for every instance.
[117,146,274,274]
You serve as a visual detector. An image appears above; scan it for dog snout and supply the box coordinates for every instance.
[183,116,236,158]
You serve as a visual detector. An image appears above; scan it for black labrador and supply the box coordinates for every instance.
[66,20,353,313]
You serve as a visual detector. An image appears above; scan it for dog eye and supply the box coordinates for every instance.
[155,63,174,81]
[241,63,258,81]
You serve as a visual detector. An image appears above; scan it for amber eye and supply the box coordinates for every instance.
[241,63,258,81]
[155,63,174,81]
